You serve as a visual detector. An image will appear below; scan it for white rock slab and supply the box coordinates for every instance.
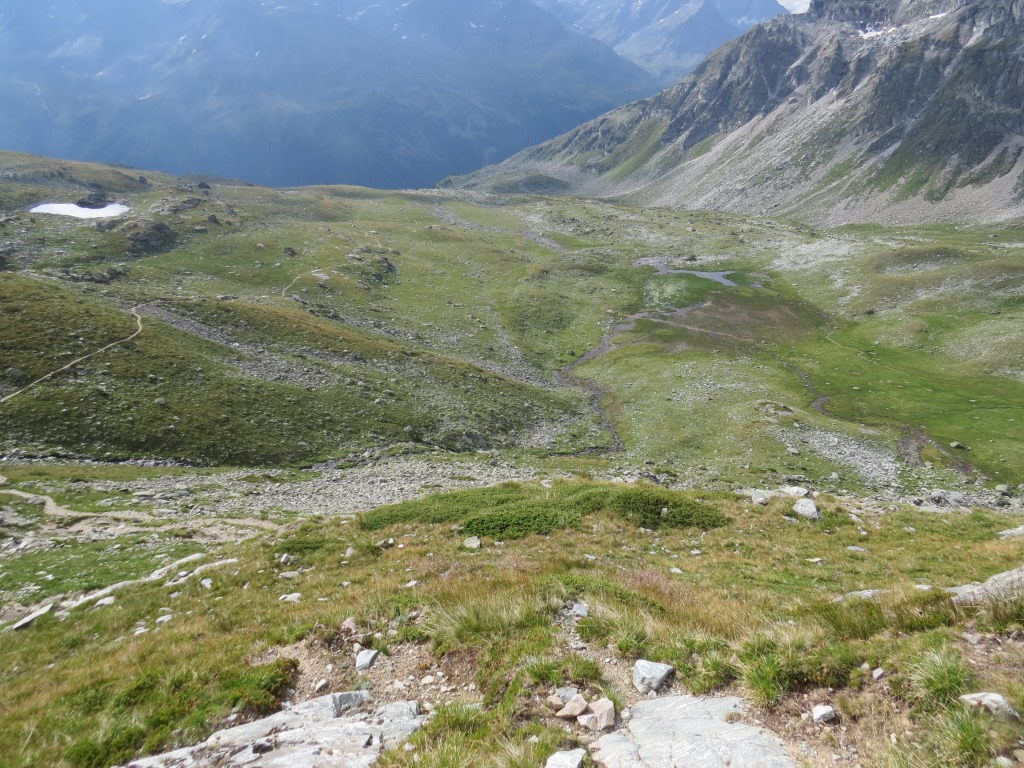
[114,696,423,767]
[592,695,795,768]
[812,704,836,723]
[355,649,379,671]
[10,603,54,630]
[960,692,1020,720]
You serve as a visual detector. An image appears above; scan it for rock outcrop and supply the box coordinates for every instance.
[117,695,425,768]
[592,695,795,767]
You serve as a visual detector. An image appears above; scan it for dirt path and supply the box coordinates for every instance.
[0,305,145,405]
[0,488,282,542]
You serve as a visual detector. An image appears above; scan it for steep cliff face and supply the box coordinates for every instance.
[457,0,1024,225]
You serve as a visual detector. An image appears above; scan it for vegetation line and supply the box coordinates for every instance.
[0,304,146,406]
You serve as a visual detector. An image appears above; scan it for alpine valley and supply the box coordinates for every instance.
[1,1,1023,767]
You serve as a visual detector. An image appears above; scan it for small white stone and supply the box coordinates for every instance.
[355,649,379,671]
[812,705,837,724]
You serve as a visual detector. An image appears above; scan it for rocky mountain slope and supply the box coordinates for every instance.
[0,0,654,189]
[456,0,1024,226]
[535,0,789,82]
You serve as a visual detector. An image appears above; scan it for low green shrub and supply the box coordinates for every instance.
[461,503,581,540]
[889,592,960,634]
[358,483,530,530]
[607,487,727,530]
[224,658,299,714]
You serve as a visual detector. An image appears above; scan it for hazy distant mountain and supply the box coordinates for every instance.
[456,0,1024,225]
[0,0,655,188]
[534,0,789,82]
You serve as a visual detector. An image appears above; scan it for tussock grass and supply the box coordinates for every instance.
[2,481,1023,766]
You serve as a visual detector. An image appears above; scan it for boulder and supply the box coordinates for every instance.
[793,498,819,520]
[580,698,615,731]
[632,659,675,694]
[462,536,482,549]
[947,566,1024,605]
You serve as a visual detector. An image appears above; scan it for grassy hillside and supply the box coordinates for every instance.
[2,153,1023,492]
[1,478,1022,767]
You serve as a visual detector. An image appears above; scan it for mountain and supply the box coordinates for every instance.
[0,0,655,189]
[534,0,789,82]
[455,0,1024,225]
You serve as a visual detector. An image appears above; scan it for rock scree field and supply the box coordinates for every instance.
[0,151,1023,767]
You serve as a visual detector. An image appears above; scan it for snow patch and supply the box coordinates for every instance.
[31,203,130,219]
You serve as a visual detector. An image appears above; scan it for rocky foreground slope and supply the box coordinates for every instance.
[456,0,1024,226]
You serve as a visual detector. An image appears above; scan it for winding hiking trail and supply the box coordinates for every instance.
[0,304,146,405]
[0,485,283,544]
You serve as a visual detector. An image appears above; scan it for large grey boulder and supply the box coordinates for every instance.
[591,695,795,768]
[115,695,425,767]
[947,566,1024,605]
[632,660,675,694]
[793,498,819,520]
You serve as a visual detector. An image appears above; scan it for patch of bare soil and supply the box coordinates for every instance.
[254,613,482,713]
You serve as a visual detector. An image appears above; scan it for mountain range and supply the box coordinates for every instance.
[457,0,1024,225]
[535,0,791,82]
[0,0,657,189]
